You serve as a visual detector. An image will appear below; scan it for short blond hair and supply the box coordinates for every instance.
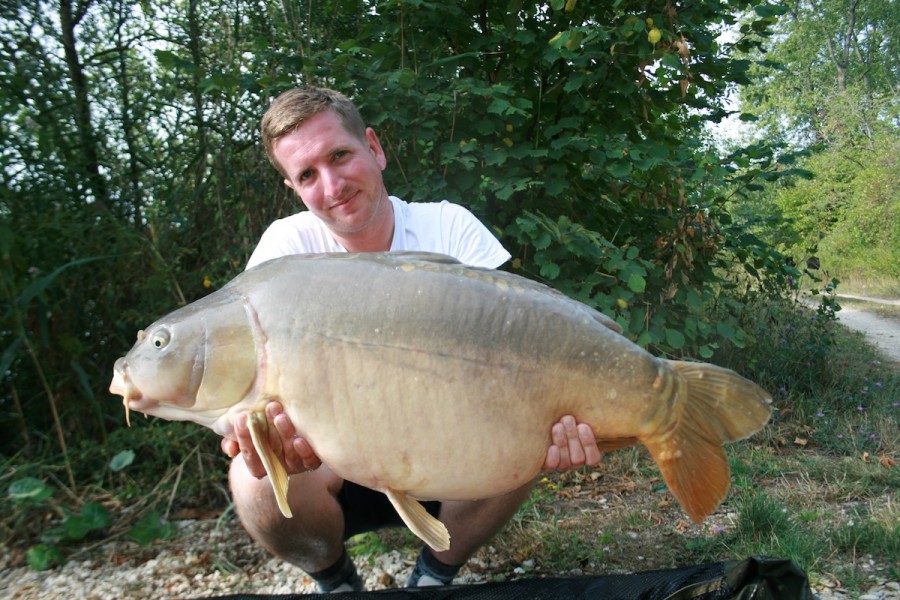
[260,87,367,175]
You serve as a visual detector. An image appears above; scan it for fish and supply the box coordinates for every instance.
[109,252,771,552]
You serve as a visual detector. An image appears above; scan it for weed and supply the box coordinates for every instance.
[513,476,558,524]
[685,490,822,573]
[6,477,111,570]
[347,532,391,559]
[2,420,228,569]
[829,500,900,562]
[127,510,177,546]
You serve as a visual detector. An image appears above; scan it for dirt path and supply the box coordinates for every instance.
[834,295,900,364]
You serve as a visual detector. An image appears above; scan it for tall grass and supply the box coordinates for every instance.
[717,293,898,456]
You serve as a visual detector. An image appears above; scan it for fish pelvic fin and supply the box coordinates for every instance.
[247,411,293,519]
[646,361,772,523]
[384,489,450,553]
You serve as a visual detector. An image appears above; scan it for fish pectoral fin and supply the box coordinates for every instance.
[384,489,450,552]
[247,411,293,519]
[595,437,639,453]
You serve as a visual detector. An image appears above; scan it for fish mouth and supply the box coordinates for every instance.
[109,358,147,427]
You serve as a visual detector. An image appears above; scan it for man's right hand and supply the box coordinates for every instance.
[220,401,322,478]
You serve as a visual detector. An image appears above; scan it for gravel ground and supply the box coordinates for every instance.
[2,516,898,599]
[0,517,490,599]
[835,305,900,364]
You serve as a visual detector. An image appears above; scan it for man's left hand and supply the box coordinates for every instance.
[543,415,601,471]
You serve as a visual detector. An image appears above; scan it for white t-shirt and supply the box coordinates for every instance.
[246,196,510,270]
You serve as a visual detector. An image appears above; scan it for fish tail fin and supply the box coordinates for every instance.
[644,361,772,523]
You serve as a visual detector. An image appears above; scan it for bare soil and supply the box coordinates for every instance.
[834,295,900,365]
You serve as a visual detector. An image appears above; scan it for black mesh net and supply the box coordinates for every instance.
[205,556,811,600]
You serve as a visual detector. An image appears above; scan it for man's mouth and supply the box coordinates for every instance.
[329,191,358,211]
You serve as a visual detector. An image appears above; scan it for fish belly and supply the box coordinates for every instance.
[273,333,662,502]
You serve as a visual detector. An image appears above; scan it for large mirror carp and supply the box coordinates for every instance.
[110,252,771,552]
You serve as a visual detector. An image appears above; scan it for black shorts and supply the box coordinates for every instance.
[338,481,442,540]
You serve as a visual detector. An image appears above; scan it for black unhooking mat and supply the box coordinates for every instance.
[206,556,812,600]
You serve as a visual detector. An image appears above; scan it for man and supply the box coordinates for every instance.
[221,87,601,593]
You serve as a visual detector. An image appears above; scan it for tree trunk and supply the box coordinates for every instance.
[58,0,109,208]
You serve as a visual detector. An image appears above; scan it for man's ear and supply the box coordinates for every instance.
[366,127,388,170]
[283,178,295,190]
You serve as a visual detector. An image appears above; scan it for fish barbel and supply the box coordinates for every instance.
[109,252,771,551]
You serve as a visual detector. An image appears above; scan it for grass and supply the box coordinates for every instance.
[830,276,900,299]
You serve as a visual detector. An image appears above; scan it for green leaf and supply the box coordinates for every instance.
[129,511,177,546]
[63,503,111,541]
[8,256,109,319]
[532,231,552,250]
[0,337,22,384]
[27,544,64,571]
[716,322,734,339]
[607,161,633,178]
[80,502,111,529]
[8,477,52,503]
[110,450,136,472]
[665,328,686,349]
[539,261,561,280]
[626,273,646,293]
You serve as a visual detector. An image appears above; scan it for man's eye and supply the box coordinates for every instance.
[299,170,312,181]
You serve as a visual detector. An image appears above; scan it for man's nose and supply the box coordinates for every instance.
[321,168,345,198]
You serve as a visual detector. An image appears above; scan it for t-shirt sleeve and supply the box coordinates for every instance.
[245,219,320,270]
[439,202,511,269]
[246,223,291,270]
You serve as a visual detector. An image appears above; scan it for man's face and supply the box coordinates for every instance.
[274,109,389,238]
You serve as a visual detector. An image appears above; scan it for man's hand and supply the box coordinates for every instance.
[543,415,602,471]
[220,401,321,478]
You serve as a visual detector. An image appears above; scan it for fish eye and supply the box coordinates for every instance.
[150,328,171,350]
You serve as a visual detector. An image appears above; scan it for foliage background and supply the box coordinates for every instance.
[0,0,896,531]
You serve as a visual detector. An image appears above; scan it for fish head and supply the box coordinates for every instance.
[109,291,262,432]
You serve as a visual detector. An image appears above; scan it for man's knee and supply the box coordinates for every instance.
[229,457,285,531]
[228,458,347,570]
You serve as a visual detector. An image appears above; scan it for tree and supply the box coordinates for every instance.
[1,0,792,460]
[733,0,898,283]
[740,0,899,148]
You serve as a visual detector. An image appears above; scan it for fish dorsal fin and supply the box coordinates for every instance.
[387,251,462,265]
[247,411,293,518]
[384,489,450,552]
